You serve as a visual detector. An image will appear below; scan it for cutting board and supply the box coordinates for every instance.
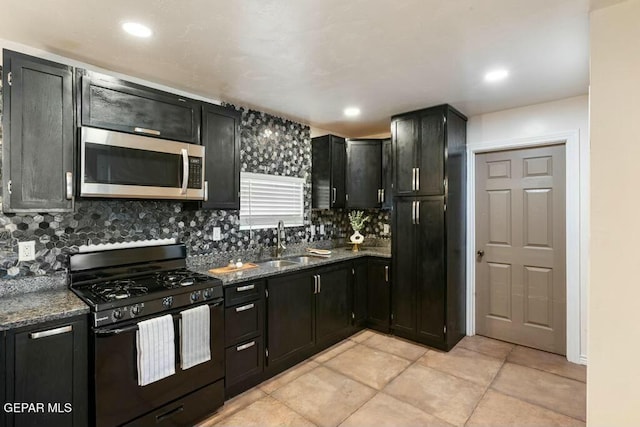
[209,263,259,274]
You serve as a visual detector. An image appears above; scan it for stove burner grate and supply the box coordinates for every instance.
[91,280,149,302]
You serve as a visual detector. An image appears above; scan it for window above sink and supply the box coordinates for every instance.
[239,172,304,230]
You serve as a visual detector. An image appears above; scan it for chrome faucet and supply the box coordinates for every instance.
[276,220,286,258]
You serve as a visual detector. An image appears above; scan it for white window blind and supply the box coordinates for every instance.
[240,172,304,229]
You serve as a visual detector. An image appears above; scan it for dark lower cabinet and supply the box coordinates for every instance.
[77,68,201,144]
[352,260,368,327]
[201,103,241,209]
[367,259,391,333]
[315,264,352,346]
[224,281,265,398]
[4,315,88,427]
[266,271,316,372]
[2,49,74,213]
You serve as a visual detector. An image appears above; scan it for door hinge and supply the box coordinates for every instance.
[7,180,11,195]
[265,348,269,358]
[7,72,12,86]
[265,289,269,298]
[444,325,447,334]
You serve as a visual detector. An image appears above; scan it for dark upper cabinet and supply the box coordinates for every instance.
[77,68,201,144]
[2,49,74,213]
[392,108,446,196]
[346,139,382,209]
[5,315,88,427]
[201,103,241,209]
[391,104,467,351]
[312,135,346,209]
[381,138,393,210]
[266,271,316,370]
[315,263,351,346]
[367,258,391,333]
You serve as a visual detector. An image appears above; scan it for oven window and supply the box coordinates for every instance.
[84,143,181,187]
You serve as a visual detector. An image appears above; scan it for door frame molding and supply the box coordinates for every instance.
[466,130,587,364]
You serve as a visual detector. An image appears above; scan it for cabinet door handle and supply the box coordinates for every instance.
[180,148,189,195]
[332,187,337,204]
[204,181,209,202]
[415,201,420,224]
[411,168,416,191]
[29,325,73,340]
[318,275,321,293]
[416,168,420,191]
[385,265,389,282]
[236,341,256,352]
[411,201,416,224]
[381,189,385,203]
[65,172,73,200]
[313,275,317,294]
[236,284,255,292]
[235,303,255,312]
[134,127,161,136]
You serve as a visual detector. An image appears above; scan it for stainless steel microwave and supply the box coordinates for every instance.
[80,127,206,200]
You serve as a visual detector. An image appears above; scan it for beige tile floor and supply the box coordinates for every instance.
[197,330,586,427]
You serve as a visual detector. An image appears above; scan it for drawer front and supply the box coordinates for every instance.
[225,300,263,346]
[225,336,264,387]
[224,281,264,307]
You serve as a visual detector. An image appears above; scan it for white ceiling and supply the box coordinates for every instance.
[0,0,608,136]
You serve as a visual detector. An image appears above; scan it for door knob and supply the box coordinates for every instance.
[476,250,485,257]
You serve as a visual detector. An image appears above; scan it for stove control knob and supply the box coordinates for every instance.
[113,309,123,320]
[131,304,142,316]
[203,288,213,299]
[162,296,174,309]
[190,291,200,302]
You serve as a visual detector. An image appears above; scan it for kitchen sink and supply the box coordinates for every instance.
[258,260,299,268]
[285,255,327,264]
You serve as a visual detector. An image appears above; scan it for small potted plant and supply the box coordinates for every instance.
[348,210,370,251]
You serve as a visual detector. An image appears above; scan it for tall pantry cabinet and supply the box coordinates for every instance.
[391,104,467,351]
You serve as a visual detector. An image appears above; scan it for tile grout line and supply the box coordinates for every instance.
[462,343,515,426]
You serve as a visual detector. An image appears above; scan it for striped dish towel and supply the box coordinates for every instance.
[180,305,211,370]
[136,314,176,386]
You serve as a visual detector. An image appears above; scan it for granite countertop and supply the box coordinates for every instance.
[195,246,391,286]
[0,288,89,331]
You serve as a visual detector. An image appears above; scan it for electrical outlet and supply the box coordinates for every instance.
[309,226,315,237]
[319,224,325,235]
[383,224,390,235]
[212,227,222,241]
[18,241,36,262]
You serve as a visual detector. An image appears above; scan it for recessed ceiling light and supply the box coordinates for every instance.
[344,107,361,118]
[484,69,509,83]
[122,22,153,38]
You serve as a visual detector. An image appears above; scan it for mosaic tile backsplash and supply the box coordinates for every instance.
[0,96,390,279]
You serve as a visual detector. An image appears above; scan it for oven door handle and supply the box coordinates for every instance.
[180,148,189,195]
[94,299,223,336]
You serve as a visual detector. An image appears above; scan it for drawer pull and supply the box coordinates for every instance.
[29,325,73,340]
[235,303,255,312]
[236,284,255,292]
[236,341,256,352]
[134,127,161,136]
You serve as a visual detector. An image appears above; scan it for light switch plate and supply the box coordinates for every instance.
[310,226,315,237]
[212,227,222,241]
[319,224,325,235]
[18,241,36,261]
[383,224,390,234]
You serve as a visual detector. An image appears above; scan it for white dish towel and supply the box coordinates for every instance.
[180,305,211,370]
[136,314,176,386]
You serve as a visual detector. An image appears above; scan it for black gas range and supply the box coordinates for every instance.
[69,243,223,328]
[68,244,225,427]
